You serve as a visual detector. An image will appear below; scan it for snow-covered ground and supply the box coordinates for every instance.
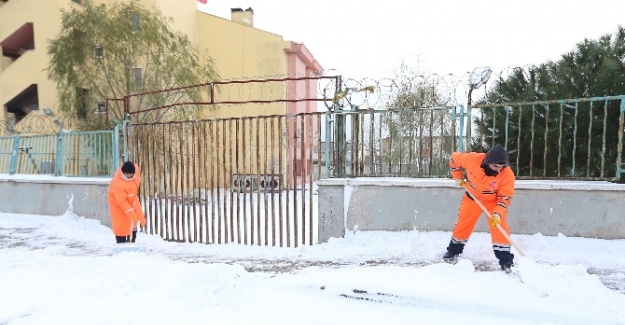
[1,211,624,325]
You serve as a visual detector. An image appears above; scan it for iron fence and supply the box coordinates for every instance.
[0,128,118,176]
[468,95,625,179]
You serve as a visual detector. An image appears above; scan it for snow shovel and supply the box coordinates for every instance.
[112,217,146,254]
[463,181,526,257]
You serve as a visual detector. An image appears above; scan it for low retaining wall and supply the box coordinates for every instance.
[317,178,625,242]
[0,175,112,227]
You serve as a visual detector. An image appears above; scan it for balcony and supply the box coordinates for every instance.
[1,22,34,60]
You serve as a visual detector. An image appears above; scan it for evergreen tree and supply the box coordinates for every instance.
[478,26,625,178]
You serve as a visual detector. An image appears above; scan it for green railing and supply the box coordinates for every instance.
[466,95,625,180]
[0,127,119,177]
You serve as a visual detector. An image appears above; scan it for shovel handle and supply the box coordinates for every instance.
[463,182,526,257]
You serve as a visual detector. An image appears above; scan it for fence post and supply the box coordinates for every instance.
[334,78,345,178]
[616,96,625,180]
[457,105,465,152]
[325,113,333,177]
[122,119,128,162]
[9,135,20,175]
[113,124,120,171]
[55,133,64,176]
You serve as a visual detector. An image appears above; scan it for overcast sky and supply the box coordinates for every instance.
[198,0,625,80]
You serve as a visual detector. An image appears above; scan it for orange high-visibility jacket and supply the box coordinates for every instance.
[449,152,515,218]
[107,164,146,236]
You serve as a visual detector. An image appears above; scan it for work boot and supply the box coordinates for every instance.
[501,262,514,273]
[443,251,459,262]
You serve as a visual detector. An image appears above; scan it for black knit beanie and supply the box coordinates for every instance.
[482,145,509,166]
[121,161,135,174]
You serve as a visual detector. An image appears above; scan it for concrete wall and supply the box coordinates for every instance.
[317,178,625,242]
[0,175,111,227]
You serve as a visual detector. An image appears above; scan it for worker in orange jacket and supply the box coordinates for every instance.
[443,145,516,271]
[108,161,146,243]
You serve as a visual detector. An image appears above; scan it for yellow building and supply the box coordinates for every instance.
[197,8,323,119]
[0,0,322,128]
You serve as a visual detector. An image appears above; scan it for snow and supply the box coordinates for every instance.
[1,210,624,324]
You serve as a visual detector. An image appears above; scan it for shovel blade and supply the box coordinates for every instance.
[113,244,146,255]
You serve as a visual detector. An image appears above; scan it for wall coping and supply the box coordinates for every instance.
[316,177,625,191]
[0,174,111,185]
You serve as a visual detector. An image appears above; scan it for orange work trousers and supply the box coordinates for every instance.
[452,195,511,245]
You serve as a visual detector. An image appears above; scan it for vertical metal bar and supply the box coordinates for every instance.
[247,117,254,245]
[587,101,593,178]
[491,107,496,148]
[359,113,365,177]
[601,100,608,177]
[505,107,510,149]
[451,105,457,151]
[530,105,536,177]
[209,120,216,244]
[543,105,550,177]
[557,103,564,177]
[397,110,403,176]
[55,133,64,176]
[378,113,383,175]
[9,135,20,175]
[407,110,414,176]
[616,97,625,180]
[227,119,234,243]
[300,114,306,246]
[177,123,185,241]
[516,106,522,176]
[113,125,119,175]
[191,122,198,242]
[290,115,297,247]
[428,109,433,176]
[325,113,332,178]
[369,111,375,176]
[387,111,393,175]
[166,124,174,241]
[216,120,223,244]
[198,121,206,243]
[245,118,252,245]
[417,109,423,175]
[317,114,322,180]
[572,103,579,176]
[308,114,314,245]
[258,117,266,246]
[237,118,244,245]
[151,125,159,236]
[458,105,465,152]
[269,116,277,246]
[247,117,255,245]
[251,117,259,245]
[261,117,269,245]
[278,116,284,247]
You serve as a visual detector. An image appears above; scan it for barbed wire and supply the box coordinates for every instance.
[0,65,575,135]
[0,113,102,135]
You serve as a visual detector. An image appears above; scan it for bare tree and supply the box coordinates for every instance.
[46,0,219,128]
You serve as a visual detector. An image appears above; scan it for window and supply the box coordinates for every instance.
[75,88,89,119]
[131,13,140,33]
[72,29,85,62]
[95,101,106,115]
[93,45,104,59]
[133,67,143,89]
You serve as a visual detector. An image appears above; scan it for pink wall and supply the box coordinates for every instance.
[285,42,323,186]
